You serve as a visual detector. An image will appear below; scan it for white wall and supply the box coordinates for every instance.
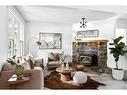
[116,18,127,29]
[25,22,73,60]
[0,6,8,71]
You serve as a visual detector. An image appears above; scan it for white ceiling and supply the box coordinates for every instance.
[16,6,127,24]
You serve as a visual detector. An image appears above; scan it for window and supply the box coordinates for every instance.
[8,8,24,58]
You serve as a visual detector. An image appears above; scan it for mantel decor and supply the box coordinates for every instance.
[76,30,99,38]
[39,33,62,49]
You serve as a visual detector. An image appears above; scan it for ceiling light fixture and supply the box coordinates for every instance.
[80,18,87,28]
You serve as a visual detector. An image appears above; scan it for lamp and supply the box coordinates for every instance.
[80,18,87,28]
[27,36,42,54]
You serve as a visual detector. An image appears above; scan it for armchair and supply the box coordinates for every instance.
[47,52,61,70]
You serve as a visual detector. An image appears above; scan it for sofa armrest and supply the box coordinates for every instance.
[17,69,44,89]
[0,70,14,89]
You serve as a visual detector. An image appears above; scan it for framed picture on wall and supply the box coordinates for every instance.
[76,29,99,38]
[39,33,62,49]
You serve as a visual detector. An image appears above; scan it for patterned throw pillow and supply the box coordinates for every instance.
[25,54,35,69]
[48,52,60,62]
[21,59,31,70]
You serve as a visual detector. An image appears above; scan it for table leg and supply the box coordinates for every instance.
[60,73,71,81]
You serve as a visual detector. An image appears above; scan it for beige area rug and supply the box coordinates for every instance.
[44,71,105,89]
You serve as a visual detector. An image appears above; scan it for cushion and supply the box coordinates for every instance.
[25,54,35,69]
[21,61,31,70]
[26,54,35,64]
[48,61,61,65]
[26,59,34,69]
[2,63,16,71]
[48,52,60,61]
[34,62,41,67]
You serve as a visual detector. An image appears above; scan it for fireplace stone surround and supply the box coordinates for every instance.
[72,40,111,74]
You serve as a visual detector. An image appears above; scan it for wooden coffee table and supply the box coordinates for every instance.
[56,67,74,81]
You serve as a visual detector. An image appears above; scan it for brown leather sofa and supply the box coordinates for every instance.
[0,58,44,89]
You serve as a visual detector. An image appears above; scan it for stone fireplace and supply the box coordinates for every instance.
[72,40,111,73]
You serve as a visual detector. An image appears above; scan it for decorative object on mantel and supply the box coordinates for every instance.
[27,36,42,54]
[6,55,24,80]
[109,36,127,80]
[76,30,99,39]
[80,18,87,28]
[39,33,62,49]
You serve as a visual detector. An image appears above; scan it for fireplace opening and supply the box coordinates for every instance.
[78,51,98,66]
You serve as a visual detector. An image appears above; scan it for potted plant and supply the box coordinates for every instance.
[6,55,24,80]
[109,36,127,80]
[59,51,71,69]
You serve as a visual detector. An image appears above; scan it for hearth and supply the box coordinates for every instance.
[78,51,97,66]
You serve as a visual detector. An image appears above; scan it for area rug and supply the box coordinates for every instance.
[44,71,105,89]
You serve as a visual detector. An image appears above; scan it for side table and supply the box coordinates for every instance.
[56,67,74,82]
[8,75,30,89]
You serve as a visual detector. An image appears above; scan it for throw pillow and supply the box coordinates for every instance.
[26,54,35,64]
[26,58,34,69]
[48,52,60,62]
[25,54,35,69]
[21,61,31,70]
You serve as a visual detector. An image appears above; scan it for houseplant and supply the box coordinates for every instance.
[6,55,24,80]
[59,51,71,69]
[109,36,127,80]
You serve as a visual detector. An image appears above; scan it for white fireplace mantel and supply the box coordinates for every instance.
[74,38,109,43]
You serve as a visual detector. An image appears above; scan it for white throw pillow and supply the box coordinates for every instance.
[25,53,35,65]
[21,61,31,70]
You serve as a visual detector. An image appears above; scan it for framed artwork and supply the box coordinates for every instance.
[39,33,62,49]
[76,29,99,38]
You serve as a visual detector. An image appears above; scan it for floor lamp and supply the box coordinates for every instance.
[27,36,41,54]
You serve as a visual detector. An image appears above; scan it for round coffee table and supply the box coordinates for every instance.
[56,67,74,81]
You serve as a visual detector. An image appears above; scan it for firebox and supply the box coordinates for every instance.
[78,51,98,66]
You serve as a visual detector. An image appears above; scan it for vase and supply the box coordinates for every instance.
[15,65,24,80]
[61,62,65,70]
[66,62,69,70]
